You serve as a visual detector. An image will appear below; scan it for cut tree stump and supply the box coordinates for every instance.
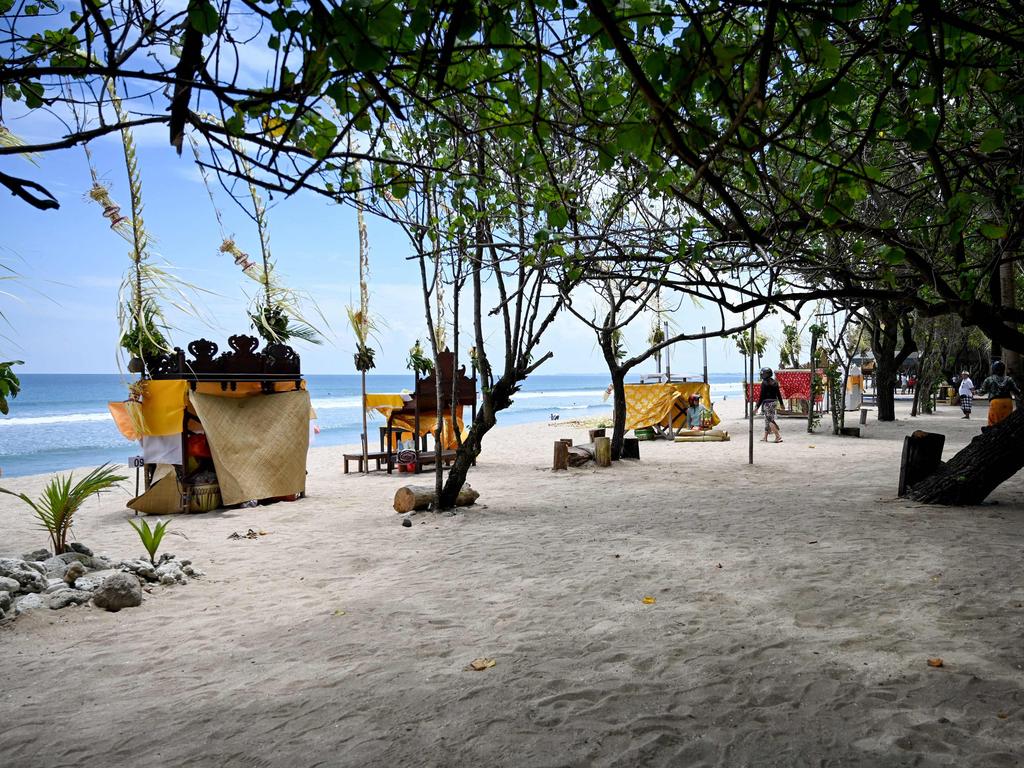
[594,436,611,467]
[588,428,606,442]
[898,431,945,497]
[839,426,861,438]
[553,440,569,471]
[394,484,479,513]
[560,438,574,447]
[621,437,640,459]
[906,408,1024,504]
[567,443,595,467]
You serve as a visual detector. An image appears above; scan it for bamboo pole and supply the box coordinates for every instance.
[749,323,755,465]
[361,369,368,474]
[702,325,708,384]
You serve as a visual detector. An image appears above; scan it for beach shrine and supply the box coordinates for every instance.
[108,335,311,514]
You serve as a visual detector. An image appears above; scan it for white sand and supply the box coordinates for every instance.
[1,399,1023,767]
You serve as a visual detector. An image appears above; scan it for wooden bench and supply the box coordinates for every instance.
[343,451,388,474]
[418,449,458,469]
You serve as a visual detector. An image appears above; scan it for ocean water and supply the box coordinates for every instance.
[0,372,744,478]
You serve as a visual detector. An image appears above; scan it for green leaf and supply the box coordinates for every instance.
[827,80,857,107]
[911,86,935,105]
[980,223,1007,239]
[882,246,906,265]
[188,0,219,35]
[21,81,44,109]
[906,127,931,151]
[863,165,883,181]
[0,0,14,11]
[979,129,1005,153]
[224,113,245,136]
[547,204,568,230]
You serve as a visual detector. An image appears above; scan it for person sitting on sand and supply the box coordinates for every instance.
[685,393,710,429]
[754,367,785,443]
[957,370,975,419]
[977,360,1020,427]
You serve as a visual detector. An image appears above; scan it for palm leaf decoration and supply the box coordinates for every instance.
[188,125,325,346]
[0,122,39,165]
[348,141,379,372]
[85,83,208,374]
[0,464,126,554]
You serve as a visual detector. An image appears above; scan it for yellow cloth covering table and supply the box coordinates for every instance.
[624,382,718,432]
[366,392,465,450]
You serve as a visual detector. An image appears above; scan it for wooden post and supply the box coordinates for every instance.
[588,428,606,442]
[748,323,755,465]
[560,438,573,447]
[594,436,612,467]
[621,437,640,459]
[859,408,868,425]
[898,431,946,497]
[553,440,569,471]
[360,369,369,475]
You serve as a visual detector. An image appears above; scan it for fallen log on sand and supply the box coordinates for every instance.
[393,484,480,513]
[567,443,595,467]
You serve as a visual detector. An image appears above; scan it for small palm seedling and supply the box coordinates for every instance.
[129,517,170,566]
[0,464,126,554]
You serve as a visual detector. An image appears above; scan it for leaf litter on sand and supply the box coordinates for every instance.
[466,658,496,671]
[642,596,656,605]
[227,528,269,540]
[927,658,944,668]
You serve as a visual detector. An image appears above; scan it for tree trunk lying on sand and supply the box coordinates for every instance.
[907,408,1024,504]
[567,443,596,467]
[394,484,480,513]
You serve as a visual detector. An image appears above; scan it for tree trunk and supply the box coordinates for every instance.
[906,407,1024,504]
[609,366,626,460]
[438,378,513,508]
[1000,256,1020,376]
[870,307,916,422]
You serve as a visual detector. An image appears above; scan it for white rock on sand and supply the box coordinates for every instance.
[0,398,1022,766]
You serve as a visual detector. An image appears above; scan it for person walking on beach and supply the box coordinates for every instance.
[754,367,785,443]
[978,360,1021,427]
[957,370,975,419]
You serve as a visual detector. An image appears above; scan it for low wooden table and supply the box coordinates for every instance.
[343,451,388,474]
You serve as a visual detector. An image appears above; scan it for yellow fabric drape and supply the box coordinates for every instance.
[107,401,142,441]
[388,407,465,449]
[367,392,465,449]
[110,380,307,439]
[624,382,717,431]
[364,393,408,413]
[138,380,189,436]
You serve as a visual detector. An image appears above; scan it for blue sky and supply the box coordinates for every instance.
[1,117,779,376]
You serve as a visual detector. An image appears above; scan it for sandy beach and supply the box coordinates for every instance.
[2,398,1023,767]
